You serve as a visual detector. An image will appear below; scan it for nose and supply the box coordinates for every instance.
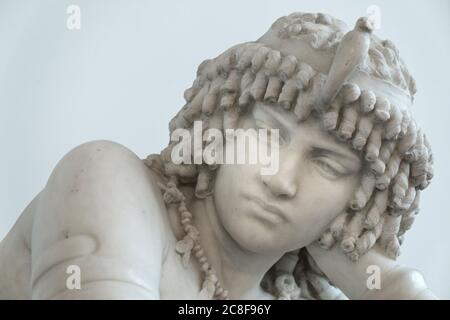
[261,151,299,198]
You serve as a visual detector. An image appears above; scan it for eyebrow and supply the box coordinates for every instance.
[252,105,292,131]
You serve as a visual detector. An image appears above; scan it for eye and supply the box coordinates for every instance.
[314,158,346,179]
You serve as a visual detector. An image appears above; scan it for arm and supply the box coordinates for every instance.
[30,140,168,299]
[306,242,437,300]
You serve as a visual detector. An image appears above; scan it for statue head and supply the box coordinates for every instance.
[146,12,433,299]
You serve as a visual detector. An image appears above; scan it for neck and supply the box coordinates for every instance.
[191,196,281,299]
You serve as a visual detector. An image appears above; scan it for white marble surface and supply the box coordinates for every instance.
[0,0,449,298]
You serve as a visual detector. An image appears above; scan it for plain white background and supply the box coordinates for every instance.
[0,0,449,298]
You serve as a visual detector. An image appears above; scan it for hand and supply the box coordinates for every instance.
[306,241,437,299]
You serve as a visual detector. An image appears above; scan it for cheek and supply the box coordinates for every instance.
[213,163,261,217]
[316,179,356,215]
[289,176,359,242]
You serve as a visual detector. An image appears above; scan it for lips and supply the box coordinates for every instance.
[245,195,288,223]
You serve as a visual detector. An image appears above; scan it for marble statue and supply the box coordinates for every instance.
[0,12,437,300]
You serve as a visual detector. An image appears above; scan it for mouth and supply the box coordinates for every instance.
[245,195,288,224]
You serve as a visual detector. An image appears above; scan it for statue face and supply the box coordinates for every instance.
[213,103,362,254]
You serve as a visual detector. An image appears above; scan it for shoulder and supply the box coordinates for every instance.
[36,139,171,267]
[47,140,163,199]
[45,139,168,220]
[50,140,145,179]
[46,140,166,216]
[27,140,175,298]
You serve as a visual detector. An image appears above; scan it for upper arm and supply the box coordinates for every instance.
[31,140,169,299]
